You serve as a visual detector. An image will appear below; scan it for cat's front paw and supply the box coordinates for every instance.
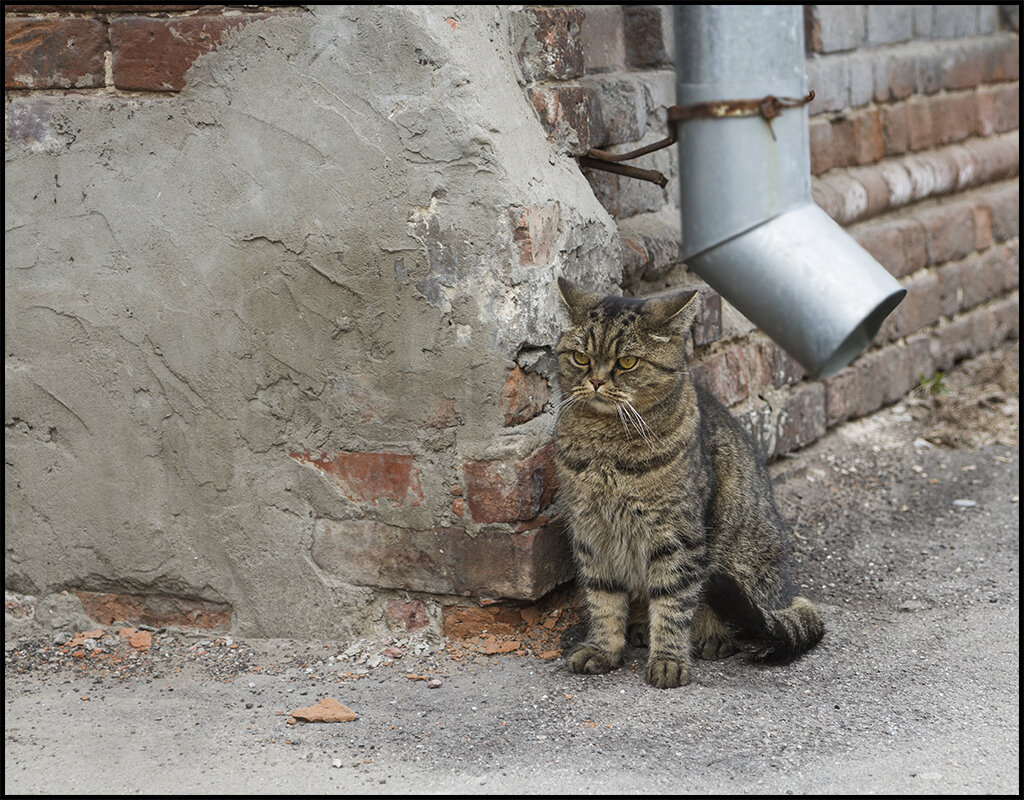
[567,644,621,675]
[646,656,691,688]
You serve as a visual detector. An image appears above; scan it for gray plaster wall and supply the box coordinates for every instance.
[5,6,618,637]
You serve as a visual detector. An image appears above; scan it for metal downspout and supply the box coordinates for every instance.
[673,5,906,379]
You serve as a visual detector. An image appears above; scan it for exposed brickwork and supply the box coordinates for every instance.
[111,14,266,91]
[76,591,233,631]
[289,451,425,507]
[4,5,298,93]
[311,517,573,600]
[462,444,556,525]
[5,17,108,89]
[501,366,551,427]
[513,6,585,83]
[6,4,1018,616]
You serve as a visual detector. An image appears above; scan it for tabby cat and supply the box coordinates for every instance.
[553,277,823,689]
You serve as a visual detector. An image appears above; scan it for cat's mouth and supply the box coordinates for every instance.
[586,392,621,414]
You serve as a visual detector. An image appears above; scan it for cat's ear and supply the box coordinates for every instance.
[642,288,701,332]
[557,277,603,315]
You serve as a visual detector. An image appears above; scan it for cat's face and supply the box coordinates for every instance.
[555,278,699,418]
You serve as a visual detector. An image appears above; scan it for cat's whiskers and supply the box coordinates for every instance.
[621,400,660,449]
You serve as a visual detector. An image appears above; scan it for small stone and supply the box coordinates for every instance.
[427,678,443,689]
[289,697,358,723]
[952,499,977,508]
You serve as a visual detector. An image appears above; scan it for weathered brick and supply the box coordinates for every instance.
[865,5,913,47]
[528,84,600,155]
[906,333,936,390]
[76,591,232,631]
[805,5,864,54]
[585,75,646,147]
[463,444,556,524]
[809,117,835,174]
[500,366,551,427]
[691,287,722,348]
[580,4,625,74]
[930,92,978,147]
[776,383,826,455]
[385,598,430,633]
[692,347,750,408]
[509,204,560,266]
[311,517,572,600]
[936,260,967,318]
[513,6,585,82]
[991,295,1020,342]
[289,451,424,507]
[905,98,934,151]
[855,345,912,416]
[989,84,1019,133]
[916,204,976,265]
[623,5,673,67]
[872,48,916,102]
[997,241,1020,291]
[5,17,107,89]
[880,103,909,157]
[111,14,270,91]
[931,5,980,39]
[884,271,941,340]
[735,396,773,462]
[824,365,861,427]
[806,54,849,115]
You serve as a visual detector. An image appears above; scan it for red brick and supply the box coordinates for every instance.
[509,204,560,266]
[691,347,750,408]
[854,108,884,165]
[809,117,834,174]
[463,444,556,524]
[880,103,909,157]
[76,591,232,631]
[500,366,551,427]
[5,17,107,89]
[311,517,572,600]
[111,14,271,91]
[916,204,976,265]
[514,6,585,82]
[289,451,424,507]
[905,99,934,152]
[528,84,600,155]
[385,599,430,633]
[930,92,978,146]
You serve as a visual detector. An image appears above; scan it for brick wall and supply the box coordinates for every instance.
[5,5,297,93]
[516,4,1018,459]
[4,5,1019,626]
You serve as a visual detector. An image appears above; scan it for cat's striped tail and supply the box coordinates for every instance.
[704,573,824,664]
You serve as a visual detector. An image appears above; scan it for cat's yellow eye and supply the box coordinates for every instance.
[571,351,590,366]
[616,355,639,370]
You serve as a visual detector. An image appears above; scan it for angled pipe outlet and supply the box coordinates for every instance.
[673,5,906,379]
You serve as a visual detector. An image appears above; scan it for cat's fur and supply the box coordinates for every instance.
[553,277,823,688]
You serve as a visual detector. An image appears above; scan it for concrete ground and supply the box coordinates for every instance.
[5,344,1019,795]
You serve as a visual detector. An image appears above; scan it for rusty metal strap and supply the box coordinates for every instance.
[580,90,815,185]
[668,90,815,124]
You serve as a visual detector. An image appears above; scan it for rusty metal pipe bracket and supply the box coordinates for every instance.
[579,90,815,184]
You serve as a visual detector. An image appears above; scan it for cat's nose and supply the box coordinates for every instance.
[590,378,604,390]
